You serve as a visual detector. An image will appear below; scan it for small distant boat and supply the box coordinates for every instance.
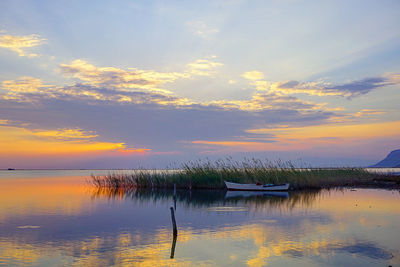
[7,168,15,171]
[224,181,289,191]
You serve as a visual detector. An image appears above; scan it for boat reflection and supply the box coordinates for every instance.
[224,190,289,199]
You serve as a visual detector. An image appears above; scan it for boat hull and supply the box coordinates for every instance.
[224,181,289,191]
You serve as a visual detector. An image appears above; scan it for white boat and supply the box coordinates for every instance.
[224,181,290,191]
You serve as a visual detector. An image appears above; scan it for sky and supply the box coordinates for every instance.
[0,0,399,169]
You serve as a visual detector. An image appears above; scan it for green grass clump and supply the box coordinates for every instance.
[90,158,396,190]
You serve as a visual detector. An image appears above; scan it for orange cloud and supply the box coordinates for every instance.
[0,125,150,156]
[117,148,151,154]
[352,109,385,118]
[247,120,400,141]
[191,121,400,153]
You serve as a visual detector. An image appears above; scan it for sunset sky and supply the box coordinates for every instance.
[1,0,399,168]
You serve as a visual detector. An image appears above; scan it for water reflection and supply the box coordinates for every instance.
[0,174,399,266]
[91,187,321,212]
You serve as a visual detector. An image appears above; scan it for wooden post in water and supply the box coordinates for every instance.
[170,207,177,236]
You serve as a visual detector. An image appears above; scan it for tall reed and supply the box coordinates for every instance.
[90,158,394,190]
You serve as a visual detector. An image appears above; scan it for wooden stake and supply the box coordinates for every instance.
[170,207,177,236]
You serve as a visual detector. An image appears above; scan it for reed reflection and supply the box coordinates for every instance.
[91,187,322,212]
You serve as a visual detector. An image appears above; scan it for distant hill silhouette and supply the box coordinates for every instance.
[371,149,400,167]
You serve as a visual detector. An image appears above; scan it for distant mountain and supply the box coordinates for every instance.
[371,149,400,167]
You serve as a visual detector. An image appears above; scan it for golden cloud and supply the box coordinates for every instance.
[1,73,326,113]
[241,71,264,81]
[60,59,188,93]
[352,109,386,118]
[0,34,45,57]
[187,58,223,76]
[32,128,99,140]
[0,76,195,107]
[1,76,45,93]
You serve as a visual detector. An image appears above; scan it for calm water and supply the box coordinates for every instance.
[0,170,399,266]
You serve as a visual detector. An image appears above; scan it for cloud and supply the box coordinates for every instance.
[190,120,400,154]
[0,34,45,57]
[324,76,395,98]
[59,58,224,95]
[60,59,187,93]
[246,120,400,150]
[272,74,399,98]
[1,76,196,107]
[5,60,393,166]
[209,92,325,112]
[0,77,63,103]
[0,60,344,162]
[32,128,98,141]
[241,71,264,81]
[0,84,336,160]
[1,76,48,94]
[326,109,386,123]
[228,80,237,84]
[2,71,326,113]
[352,109,386,118]
[240,70,399,98]
[0,124,150,157]
[187,58,224,76]
[187,20,219,38]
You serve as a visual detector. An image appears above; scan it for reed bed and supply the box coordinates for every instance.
[90,158,396,190]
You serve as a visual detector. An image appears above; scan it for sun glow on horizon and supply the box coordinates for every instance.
[0,125,150,157]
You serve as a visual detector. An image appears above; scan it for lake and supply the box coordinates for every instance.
[0,170,399,266]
